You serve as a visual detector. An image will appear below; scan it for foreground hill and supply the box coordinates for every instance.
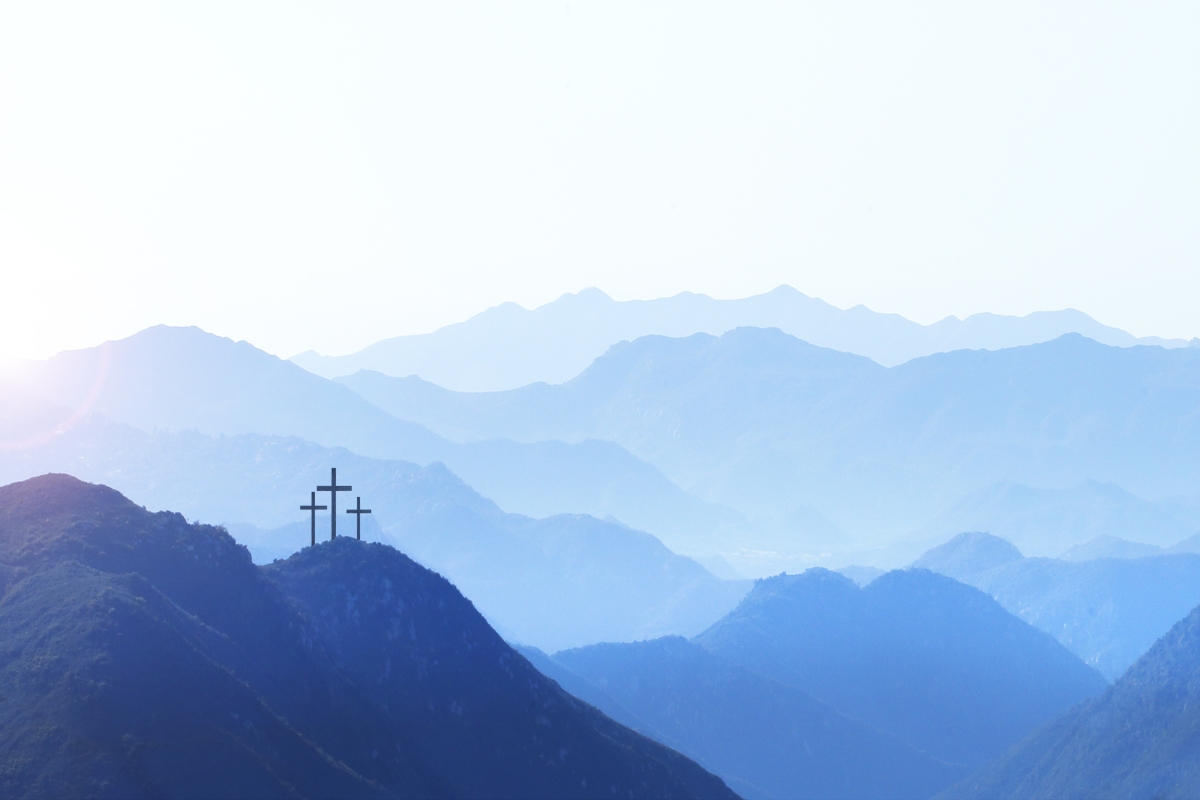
[0,415,747,651]
[911,532,1200,679]
[550,637,963,800]
[945,602,1200,800]
[292,285,1184,390]
[3,326,739,554]
[0,474,736,799]
[694,569,1107,768]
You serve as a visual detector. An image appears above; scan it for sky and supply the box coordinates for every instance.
[1,2,1198,360]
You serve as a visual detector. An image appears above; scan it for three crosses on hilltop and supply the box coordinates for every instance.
[300,468,371,547]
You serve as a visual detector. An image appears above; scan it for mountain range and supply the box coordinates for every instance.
[12,323,1200,574]
[291,286,1194,391]
[0,474,735,799]
[336,327,1200,566]
[911,532,1200,679]
[506,564,1110,799]
[0,325,744,558]
[0,403,746,652]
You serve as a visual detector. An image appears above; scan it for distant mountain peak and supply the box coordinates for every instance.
[562,286,614,303]
[910,532,1024,583]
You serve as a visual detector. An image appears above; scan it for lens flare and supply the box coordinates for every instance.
[0,341,111,451]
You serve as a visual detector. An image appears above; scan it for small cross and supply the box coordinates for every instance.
[300,491,327,547]
[346,496,372,541]
[316,468,352,540]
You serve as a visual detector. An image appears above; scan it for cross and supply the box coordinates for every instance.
[316,468,352,540]
[346,496,372,540]
[300,491,328,547]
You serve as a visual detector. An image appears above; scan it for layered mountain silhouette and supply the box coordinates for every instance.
[291,286,1191,390]
[548,637,964,800]
[0,474,736,799]
[910,531,1024,582]
[0,408,747,652]
[913,479,1200,558]
[910,532,1200,679]
[339,328,1200,563]
[693,568,1107,768]
[2,326,741,555]
[945,601,1200,799]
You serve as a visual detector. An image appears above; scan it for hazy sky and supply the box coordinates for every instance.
[1,2,1197,359]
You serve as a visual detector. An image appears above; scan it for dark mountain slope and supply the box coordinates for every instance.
[0,562,390,800]
[0,474,737,799]
[552,637,964,800]
[514,645,654,736]
[0,474,440,797]
[695,569,1107,768]
[945,603,1200,800]
[266,541,735,799]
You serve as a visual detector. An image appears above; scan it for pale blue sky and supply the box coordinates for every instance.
[1,2,1197,359]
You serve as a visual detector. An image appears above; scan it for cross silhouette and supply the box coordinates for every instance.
[346,496,372,541]
[300,491,328,547]
[316,468,352,540]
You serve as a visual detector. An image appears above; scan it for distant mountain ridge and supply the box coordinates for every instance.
[338,328,1200,567]
[291,286,1194,391]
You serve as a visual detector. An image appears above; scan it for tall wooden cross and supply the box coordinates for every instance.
[300,491,328,547]
[346,496,372,541]
[316,468,352,540]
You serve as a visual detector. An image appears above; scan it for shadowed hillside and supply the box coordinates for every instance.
[694,569,1107,769]
[550,637,964,800]
[0,474,737,800]
[944,602,1200,799]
